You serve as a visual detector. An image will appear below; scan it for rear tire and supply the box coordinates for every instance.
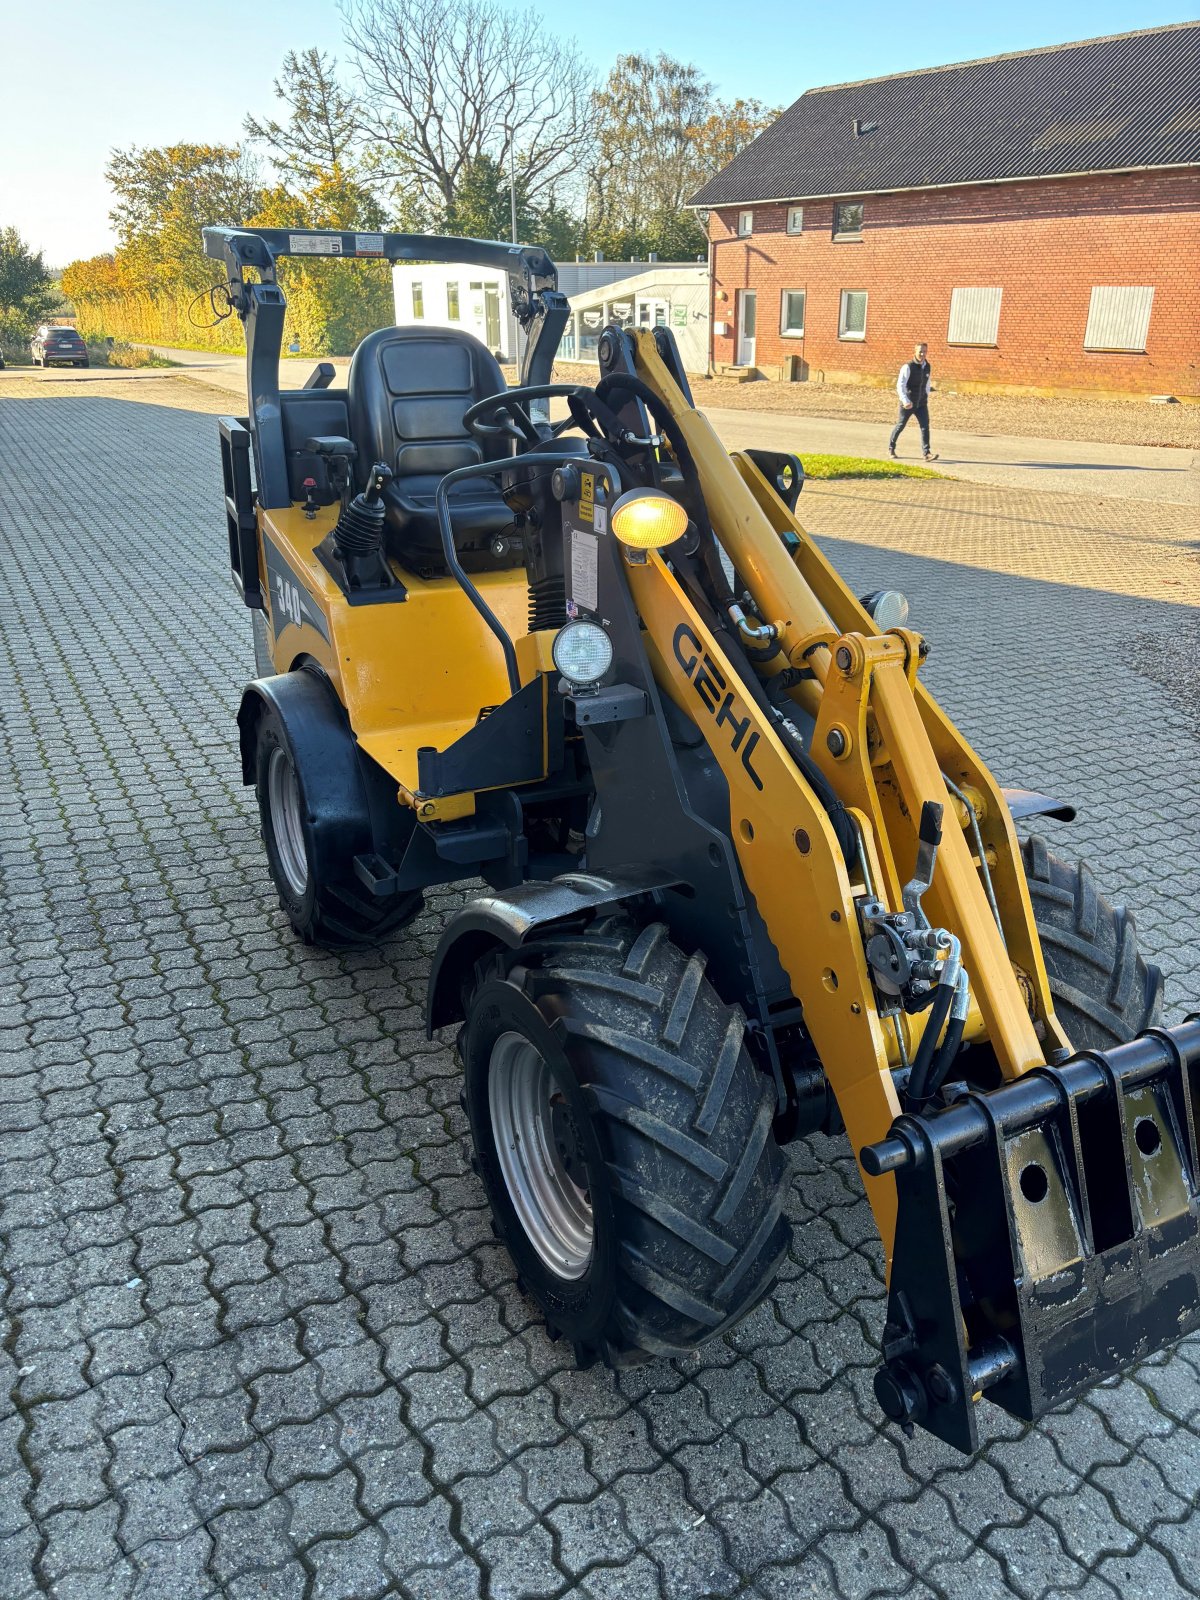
[253,702,423,950]
[1023,835,1163,1050]
[461,920,792,1366]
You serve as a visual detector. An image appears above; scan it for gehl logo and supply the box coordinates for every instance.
[673,624,765,791]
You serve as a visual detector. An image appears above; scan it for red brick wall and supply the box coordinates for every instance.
[707,171,1200,395]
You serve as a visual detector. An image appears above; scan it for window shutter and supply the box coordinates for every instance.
[1084,287,1154,352]
[947,287,1002,346]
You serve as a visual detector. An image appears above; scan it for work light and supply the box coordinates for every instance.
[861,589,911,630]
[552,620,613,687]
[610,489,689,551]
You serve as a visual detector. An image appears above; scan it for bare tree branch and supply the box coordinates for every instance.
[343,0,596,224]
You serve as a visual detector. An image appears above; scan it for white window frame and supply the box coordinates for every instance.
[1084,286,1154,353]
[446,281,460,320]
[737,209,753,237]
[780,289,806,337]
[838,289,868,341]
[947,286,1003,347]
[411,282,424,319]
[786,206,804,235]
[833,201,864,239]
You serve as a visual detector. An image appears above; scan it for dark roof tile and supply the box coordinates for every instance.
[690,23,1200,207]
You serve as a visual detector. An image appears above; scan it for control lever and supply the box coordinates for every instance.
[362,462,392,505]
[903,801,943,926]
[319,460,400,596]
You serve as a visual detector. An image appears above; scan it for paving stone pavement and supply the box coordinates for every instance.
[0,372,1198,1600]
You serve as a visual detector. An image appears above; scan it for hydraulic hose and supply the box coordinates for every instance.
[904,975,955,1112]
[924,969,971,1102]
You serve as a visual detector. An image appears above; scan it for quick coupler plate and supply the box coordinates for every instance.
[862,1018,1200,1452]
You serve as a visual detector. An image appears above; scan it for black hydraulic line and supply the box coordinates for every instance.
[925,1010,967,1103]
[904,980,955,1111]
[595,372,695,469]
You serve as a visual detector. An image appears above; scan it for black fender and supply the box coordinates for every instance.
[237,669,375,875]
[426,867,680,1035]
[1001,788,1077,823]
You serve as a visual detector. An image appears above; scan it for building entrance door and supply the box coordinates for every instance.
[736,291,757,366]
[483,284,501,354]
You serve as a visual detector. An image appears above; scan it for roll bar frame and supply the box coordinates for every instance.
[201,226,571,508]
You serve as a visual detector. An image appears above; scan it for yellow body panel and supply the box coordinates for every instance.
[257,502,533,804]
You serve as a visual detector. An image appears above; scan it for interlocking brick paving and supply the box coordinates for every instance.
[0,371,1197,1599]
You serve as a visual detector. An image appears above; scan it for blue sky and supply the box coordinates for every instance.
[2,0,1192,265]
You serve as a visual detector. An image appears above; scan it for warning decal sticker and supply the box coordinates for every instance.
[571,531,599,613]
[289,234,343,255]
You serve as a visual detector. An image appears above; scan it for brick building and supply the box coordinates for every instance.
[690,24,1200,396]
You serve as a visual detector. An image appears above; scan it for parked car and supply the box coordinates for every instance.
[31,326,88,368]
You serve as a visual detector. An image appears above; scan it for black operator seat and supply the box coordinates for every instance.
[347,325,518,573]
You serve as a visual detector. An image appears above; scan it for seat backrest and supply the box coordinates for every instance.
[347,325,506,488]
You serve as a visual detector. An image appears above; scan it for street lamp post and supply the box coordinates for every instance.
[508,137,518,245]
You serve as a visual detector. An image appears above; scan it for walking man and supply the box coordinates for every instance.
[888,342,938,461]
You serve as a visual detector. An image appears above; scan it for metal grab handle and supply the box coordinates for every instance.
[433,453,586,698]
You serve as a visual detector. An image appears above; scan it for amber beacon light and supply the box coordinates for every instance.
[610,489,689,550]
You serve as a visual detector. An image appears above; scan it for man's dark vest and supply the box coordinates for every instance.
[902,360,931,406]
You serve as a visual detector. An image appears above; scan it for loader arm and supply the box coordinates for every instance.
[608,330,1200,1450]
[622,332,1060,1260]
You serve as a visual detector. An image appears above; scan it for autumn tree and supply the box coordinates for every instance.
[249,171,393,353]
[586,55,776,259]
[105,143,265,291]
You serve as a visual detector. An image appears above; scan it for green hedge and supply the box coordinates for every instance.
[69,261,395,358]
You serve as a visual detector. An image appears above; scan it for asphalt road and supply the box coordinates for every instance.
[105,347,1200,508]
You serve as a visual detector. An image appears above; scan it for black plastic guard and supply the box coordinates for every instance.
[864,1018,1200,1452]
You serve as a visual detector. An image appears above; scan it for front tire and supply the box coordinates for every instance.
[252,701,423,949]
[461,920,792,1366]
[1023,835,1163,1049]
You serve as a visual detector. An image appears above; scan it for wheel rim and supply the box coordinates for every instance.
[266,745,308,897]
[488,1031,594,1280]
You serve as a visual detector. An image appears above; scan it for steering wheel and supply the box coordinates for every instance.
[464,385,590,447]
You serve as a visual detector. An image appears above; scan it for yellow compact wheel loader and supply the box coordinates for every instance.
[206,226,1200,1453]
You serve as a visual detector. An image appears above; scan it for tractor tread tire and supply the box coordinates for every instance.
[467,919,792,1366]
[301,877,424,951]
[1023,834,1163,1049]
[253,709,423,952]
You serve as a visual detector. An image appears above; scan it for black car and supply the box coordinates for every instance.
[31,326,88,368]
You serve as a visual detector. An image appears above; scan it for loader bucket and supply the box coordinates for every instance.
[863,1018,1200,1452]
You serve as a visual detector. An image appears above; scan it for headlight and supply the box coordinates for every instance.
[552,620,613,686]
[610,489,688,550]
[861,589,910,630]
